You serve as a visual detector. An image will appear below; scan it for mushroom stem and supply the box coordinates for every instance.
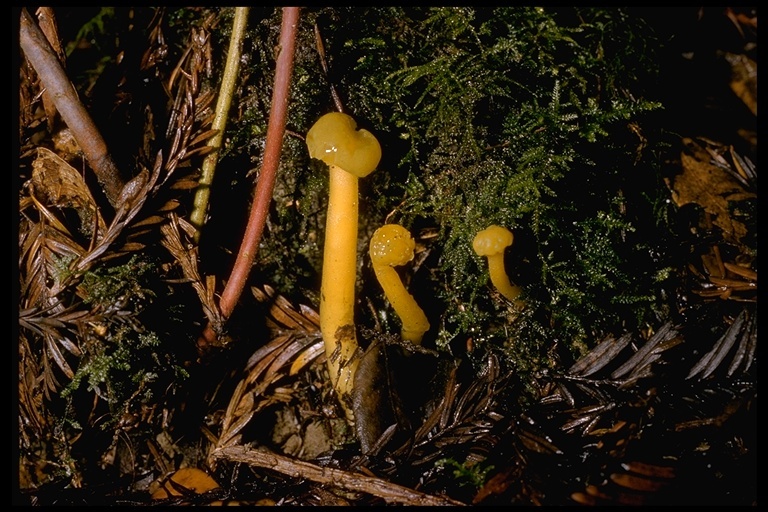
[320,164,361,405]
[306,111,381,420]
[486,253,523,304]
[473,225,525,309]
[370,224,430,344]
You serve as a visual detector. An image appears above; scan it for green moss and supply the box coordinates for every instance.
[78,255,155,309]
[435,457,496,490]
[222,7,671,375]
[59,257,184,425]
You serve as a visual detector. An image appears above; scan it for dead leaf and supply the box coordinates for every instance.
[151,467,220,499]
[667,138,756,246]
[31,147,107,236]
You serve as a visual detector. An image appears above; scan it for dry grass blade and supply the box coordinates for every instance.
[251,285,321,333]
[388,354,508,472]
[160,214,222,328]
[211,289,324,462]
[571,460,676,505]
[611,322,680,381]
[687,308,753,380]
[569,332,632,377]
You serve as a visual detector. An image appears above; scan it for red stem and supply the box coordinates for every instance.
[198,7,300,349]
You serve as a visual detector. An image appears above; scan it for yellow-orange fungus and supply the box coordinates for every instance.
[305,112,382,419]
[306,112,381,177]
[370,224,430,344]
[473,225,524,308]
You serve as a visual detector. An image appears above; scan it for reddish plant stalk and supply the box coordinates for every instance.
[198,7,300,349]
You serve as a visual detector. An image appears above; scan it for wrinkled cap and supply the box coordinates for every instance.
[472,225,514,256]
[306,112,382,177]
[370,224,415,267]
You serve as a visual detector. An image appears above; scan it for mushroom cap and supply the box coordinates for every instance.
[370,224,416,267]
[472,225,514,256]
[306,112,382,178]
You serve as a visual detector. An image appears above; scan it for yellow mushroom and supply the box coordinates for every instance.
[369,224,430,344]
[306,112,382,416]
[472,225,525,309]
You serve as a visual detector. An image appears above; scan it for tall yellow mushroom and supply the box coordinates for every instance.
[306,112,381,417]
[473,225,525,310]
[369,224,430,344]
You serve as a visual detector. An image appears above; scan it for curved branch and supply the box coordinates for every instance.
[198,7,300,349]
[19,7,125,208]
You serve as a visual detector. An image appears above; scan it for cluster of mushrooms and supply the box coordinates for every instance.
[306,112,524,420]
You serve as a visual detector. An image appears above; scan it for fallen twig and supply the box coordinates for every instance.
[19,7,125,208]
[212,445,465,506]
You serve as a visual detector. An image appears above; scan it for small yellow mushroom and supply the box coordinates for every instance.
[306,112,382,417]
[472,225,525,309]
[369,224,430,344]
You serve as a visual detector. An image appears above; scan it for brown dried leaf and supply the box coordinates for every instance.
[151,467,220,499]
[188,128,219,147]
[158,199,181,212]
[723,261,757,281]
[132,215,167,228]
[609,472,668,492]
[170,178,201,190]
[30,147,107,235]
[687,309,753,379]
[45,335,74,379]
[667,138,756,247]
[116,242,147,252]
[160,214,221,326]
[35,8,65,131]
[251,285,321,334]
[180,144,217,160]
[621,461,675,480]
[213,331,323,460]
[611,322,679,381]
[568,333,632,377]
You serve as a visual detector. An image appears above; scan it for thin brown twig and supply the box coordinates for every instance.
[19,7,126,209]
[212,445,466,506]
[197,7,301,349]
[313,22,344,112]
